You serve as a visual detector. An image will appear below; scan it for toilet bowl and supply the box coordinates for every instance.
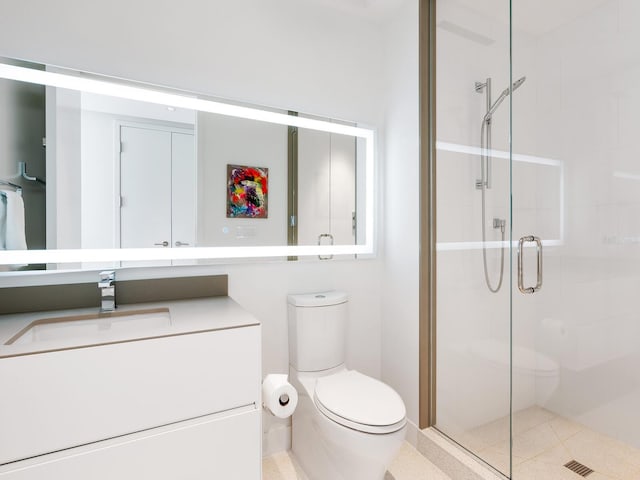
[470,338,560,405]
[288,292,406,480]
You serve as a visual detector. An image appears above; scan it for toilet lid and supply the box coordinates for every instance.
[314,370,406,434]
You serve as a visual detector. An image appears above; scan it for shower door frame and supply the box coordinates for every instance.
[419,2,516,474]
[418,0,438,431]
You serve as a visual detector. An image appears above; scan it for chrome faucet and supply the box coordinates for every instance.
[98,270,116,312]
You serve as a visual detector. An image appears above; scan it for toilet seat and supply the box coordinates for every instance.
[313,370,406,434]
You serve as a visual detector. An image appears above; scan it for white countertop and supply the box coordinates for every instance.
[0,296,259,358]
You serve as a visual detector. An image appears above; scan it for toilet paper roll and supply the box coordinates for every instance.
[262,374,298,419]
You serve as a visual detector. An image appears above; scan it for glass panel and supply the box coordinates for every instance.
[433,0,512,476]
[511,1,640,478]
[0,59,374,269]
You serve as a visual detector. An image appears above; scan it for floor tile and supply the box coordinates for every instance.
[262,442,452,480]
[493,422,562,460]
[563,429,640,479]
[514,459,593,480]
[462,407,640,479]
[548,415,583,441]
[262,451,308,480]
[466,414,511,449]
[512,406,556,435]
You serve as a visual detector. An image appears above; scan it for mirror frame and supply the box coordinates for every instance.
[0,62,375,265]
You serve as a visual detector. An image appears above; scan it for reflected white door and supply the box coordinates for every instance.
[297,130,355,247]
[170,132,196,265]
[120,125,195,266]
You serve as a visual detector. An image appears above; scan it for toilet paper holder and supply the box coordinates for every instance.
[262,374,298,419]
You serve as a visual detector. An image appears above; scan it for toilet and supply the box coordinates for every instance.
[469,338,560,405]
[287,291,406,480]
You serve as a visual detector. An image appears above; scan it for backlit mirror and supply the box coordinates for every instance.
[0,59,374,269]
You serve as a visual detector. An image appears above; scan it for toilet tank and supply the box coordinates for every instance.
[287,291,348,372]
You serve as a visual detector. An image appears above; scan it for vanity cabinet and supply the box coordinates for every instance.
[0,299,261,480]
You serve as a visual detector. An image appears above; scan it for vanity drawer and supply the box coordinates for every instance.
[0,324,261,465]
[0,407,261,480]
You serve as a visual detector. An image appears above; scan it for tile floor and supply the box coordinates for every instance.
[460,406,640,479]
[262,441,452,480]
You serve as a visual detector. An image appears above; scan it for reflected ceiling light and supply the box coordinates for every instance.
[434,141,565,249]
[0,63,372,138]
[436,141,562,167]
[613,171,640,181]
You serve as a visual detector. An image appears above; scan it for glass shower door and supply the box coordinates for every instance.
[510,1,640,478]
[433,0,514,476]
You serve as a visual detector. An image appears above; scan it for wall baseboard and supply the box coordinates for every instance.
[404,419,420,449]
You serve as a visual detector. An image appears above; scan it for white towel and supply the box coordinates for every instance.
[0,190,28,250]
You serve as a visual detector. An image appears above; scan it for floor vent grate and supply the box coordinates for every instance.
[564,460,594,477]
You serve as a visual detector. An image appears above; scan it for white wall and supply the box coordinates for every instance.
[381,0,420,425]
[0,0,384,126]
[0,0,392,454]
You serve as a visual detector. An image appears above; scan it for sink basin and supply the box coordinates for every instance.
[6,308,171,346]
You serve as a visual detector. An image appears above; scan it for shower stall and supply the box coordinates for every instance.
[431,0,640,478]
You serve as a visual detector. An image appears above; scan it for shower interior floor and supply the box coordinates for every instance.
[453,406,640,479]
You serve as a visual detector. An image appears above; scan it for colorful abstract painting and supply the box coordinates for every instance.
[226,165,269,218]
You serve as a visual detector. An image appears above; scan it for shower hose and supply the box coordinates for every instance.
[480,118,505,293]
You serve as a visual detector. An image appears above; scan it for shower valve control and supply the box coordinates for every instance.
[493,218,506,231]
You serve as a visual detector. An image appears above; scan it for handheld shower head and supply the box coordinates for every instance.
[512,76,526,90]
[484,76,527,121]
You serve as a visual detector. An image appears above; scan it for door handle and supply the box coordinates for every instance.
[517,235,542,294]
[154,241,169,247]
[174,241,190,247]
[318,233,334,260]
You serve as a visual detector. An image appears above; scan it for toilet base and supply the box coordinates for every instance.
[291,391,406,480]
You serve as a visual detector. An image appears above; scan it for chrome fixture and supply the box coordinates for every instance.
[475,76,526,293]
[98,270,116,312]
[317,233,334,260]
[475,76,526,190]
[18,162,46,185]
[483,76,526,123]
[517,235,543,294]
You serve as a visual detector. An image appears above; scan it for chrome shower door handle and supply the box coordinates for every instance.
[517,235,543,294]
